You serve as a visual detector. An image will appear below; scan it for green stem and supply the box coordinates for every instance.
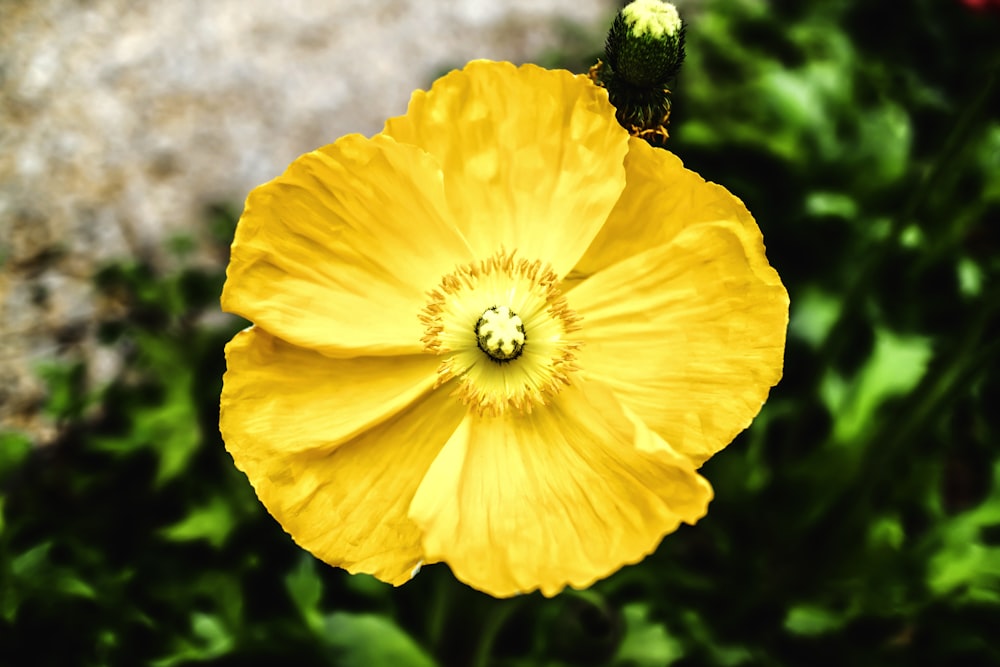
[471,599,522,667]
[897,69,997,229]
[426,572,451,656]
[913,68,1000,271]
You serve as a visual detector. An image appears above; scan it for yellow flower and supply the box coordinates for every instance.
[220,60,788,598]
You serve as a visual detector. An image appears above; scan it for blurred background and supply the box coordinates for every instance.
[1,0,998,665]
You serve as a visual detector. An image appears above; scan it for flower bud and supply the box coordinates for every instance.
[606,0,685,86]
[589,0,686,147]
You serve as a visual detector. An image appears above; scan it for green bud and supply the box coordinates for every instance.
[589,0,686,147]
[606,0,685,86]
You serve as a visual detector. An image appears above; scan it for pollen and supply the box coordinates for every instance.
[419,250,581,416]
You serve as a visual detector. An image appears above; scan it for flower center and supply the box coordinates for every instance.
[419,250,581,416]
[475,306,525,361]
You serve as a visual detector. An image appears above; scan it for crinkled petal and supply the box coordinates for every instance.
[222,133,472,357]
[568,220,789,466]
[223,347,466,585]
[383,60,628,278]
[565,138,780,289]
[408,381,713,598]
[221,327,440,456]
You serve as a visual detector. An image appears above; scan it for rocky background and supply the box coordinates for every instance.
[0,0,614,442]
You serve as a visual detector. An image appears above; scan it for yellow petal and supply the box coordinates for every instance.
[566,137,781,289]
[222,133,472,357]
[409,382,713,598]
[383,60,629,278]
[569,221,789,466]
[221,327,440,457]
[222,334,466,584]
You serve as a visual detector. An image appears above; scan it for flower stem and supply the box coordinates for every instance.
[426,572,452,655]
[471,599,522,667]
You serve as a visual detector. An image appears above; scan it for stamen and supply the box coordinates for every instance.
[419,249,581,416]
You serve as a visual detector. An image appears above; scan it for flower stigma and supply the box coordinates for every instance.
[476,305,525,362]
[420,250,581,416]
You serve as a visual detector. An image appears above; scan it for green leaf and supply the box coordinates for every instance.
[5,541,97,621]
[788,287,840,348]
[0,431,32,482]
[821,328,933,442]
[868,515,906,551]
[854,102,912,187]
[926,461,1000,604]
[285,555,324,633]
[36,361,90,420]
[323,612,438,667]
[957,257,984,297]
[91,338,201,486]
[804,191,858,220]
[11,542,53,578]
[783,604,848,637]
[151,612,235,667]
[159,495,235,549]
[614,603,684,666]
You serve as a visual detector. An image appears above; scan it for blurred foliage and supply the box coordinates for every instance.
[2,0,1000,665]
